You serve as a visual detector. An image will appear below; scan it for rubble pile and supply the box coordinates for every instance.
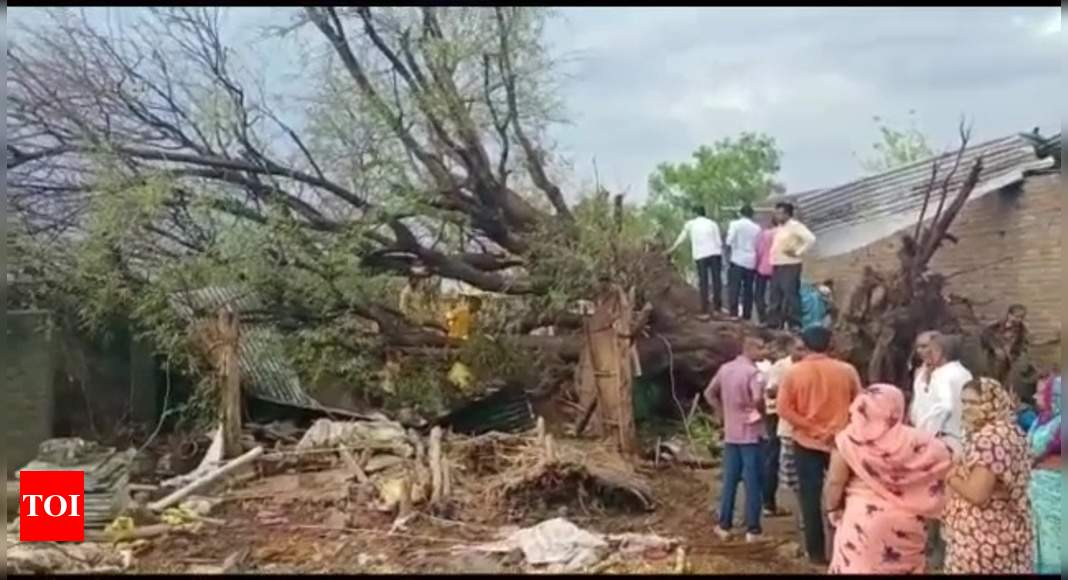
[16,438,134,529]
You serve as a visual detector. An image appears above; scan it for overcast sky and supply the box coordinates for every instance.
[546,7,1062,196]
[11,7,1062,199]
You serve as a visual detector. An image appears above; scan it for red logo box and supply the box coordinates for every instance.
[19,470,85,542]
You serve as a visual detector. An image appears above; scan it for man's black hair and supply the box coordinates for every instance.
[775,201,795,217]
[740,204,755,218]
[1007,304,1027,315]
[694,205,707,217]
[800,326,832,353]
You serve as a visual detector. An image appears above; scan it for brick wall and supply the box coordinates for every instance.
[805,172,1062,365]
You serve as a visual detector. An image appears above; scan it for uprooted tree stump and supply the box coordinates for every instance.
[833,124,996,387]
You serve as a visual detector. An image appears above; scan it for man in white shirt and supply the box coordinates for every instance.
[667,205,723,314]
[725,204,762,321]
[909,332,972,456]
[767,202,816,330]
[908,331,969,572]
[760,335,806,518]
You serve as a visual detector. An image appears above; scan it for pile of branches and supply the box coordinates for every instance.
[449,422,655,523]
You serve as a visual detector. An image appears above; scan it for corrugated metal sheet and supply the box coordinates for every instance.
[436,384,534,435]
[169,286,322,409]
[780,134,1054,237]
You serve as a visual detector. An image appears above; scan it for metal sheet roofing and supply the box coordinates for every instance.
[786,134,1053,235]
[778,133,1056,257]
[169,286,322,409]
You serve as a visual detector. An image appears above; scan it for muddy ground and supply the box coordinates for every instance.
[133,463,822,574]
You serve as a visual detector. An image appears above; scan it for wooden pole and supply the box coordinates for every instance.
[217,307,242,460]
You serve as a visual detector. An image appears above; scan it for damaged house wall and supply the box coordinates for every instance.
[4,310,162,476]
[803,167,1062,366]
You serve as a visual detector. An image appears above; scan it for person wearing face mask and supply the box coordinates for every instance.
[943,378,1034,574]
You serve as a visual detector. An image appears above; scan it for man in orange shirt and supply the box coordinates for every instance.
[776,327,862,566]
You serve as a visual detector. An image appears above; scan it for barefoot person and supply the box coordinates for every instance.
[823,384,953,574]
[705,334,770,542]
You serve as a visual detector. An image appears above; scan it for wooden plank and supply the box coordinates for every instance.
[217,308,243,460]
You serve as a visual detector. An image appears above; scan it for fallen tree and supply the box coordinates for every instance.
[7,7,763,425]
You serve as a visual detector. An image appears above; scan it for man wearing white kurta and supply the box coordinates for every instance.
[909,333,972,456]
[667,205,723,314]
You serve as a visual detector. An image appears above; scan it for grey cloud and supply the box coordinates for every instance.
[12,7,1060,197]
[547,7,1060,194]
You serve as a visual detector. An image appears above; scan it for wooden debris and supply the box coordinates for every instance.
[339,446,370,484]
[149,446,264,512]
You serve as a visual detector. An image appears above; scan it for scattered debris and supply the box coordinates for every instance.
[462,517,608,572]
[187,550,246,575]
[16,438,134,529]
[8,534,132,574]
[149,446,264,512]
[459,517,679,573]
[160,427,224,489]
[296,418,412,458]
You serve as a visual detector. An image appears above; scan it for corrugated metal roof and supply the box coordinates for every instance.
[782,133,1054,240]
[169,286,322,409]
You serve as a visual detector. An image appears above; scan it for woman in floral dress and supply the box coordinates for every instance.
[943,378,1034,573]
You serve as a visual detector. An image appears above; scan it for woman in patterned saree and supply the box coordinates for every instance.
[944,377,1034,573]
[1026,374,1061,574]
[823,384,953,574]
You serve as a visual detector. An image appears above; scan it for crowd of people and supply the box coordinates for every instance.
[703,327,1061,574]
[667,201,830,331]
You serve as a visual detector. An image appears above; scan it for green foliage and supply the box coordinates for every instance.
[643,132,782,271]
[525,190,659,318]
[858,111,934,174]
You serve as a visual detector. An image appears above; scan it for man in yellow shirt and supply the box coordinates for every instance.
[767,202,816,331]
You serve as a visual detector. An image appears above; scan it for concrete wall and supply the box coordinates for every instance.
[805,172,1062,365]
[4,311,57,476]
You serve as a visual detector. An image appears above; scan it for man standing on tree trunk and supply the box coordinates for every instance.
[666,205,723,315]
[767,202,816,330]
[777,327,862,565]
[725,204,762,321]
[754,220,778,325]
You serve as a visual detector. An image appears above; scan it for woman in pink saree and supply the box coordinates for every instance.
[823,384,954,574]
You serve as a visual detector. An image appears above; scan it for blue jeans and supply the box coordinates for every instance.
[718,442,764,534]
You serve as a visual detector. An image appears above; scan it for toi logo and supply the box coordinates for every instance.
[19,470,85,542]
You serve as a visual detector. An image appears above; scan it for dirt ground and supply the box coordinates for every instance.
[133,464,823,574]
